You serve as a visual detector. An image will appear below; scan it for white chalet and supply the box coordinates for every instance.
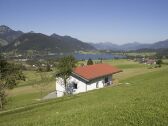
[56,63,122,97]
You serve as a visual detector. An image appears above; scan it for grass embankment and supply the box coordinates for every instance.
[5,70,56,109]
[18,70,55,87]
[0,60,168,125]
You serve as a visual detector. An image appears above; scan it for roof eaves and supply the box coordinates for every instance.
[87,70,123,81]
[72,69,122,82]
[72,72,90,82]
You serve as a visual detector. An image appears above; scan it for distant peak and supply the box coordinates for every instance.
[63,35,71,38]
[29,31,35,33]
[0,25,10,29]
[133,41,140,44]
[0,25,12,33]
[51,33,60,37]
[163,39,168,41]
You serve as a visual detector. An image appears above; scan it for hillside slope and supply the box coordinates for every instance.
[151,39,168,49]
[0,38,8,46]
[0,66,168,126]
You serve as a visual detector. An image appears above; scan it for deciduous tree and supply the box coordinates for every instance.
[56,55,77,95]
[0,55,25,109]
[156,59,162,67]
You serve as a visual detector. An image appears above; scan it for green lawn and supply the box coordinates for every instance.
[79,59,143,67]
[163,59,168,65]
[0,60,168,126]
[18,70,55,87]
[5,80,56,110]
[123,52,156,57]
[78,50,102,54]
[5,70,56,110]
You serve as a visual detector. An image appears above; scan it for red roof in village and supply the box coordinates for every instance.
[73,63,122,81]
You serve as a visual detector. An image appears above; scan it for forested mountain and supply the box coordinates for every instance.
[3,33,95,53]
[0,25,95,53]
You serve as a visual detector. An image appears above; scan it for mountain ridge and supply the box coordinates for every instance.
[91,39,168,51]
[3,32,95,53]
[0,25,95,53]
[1,25,168,52]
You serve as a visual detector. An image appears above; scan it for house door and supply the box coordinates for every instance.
[105,77,108,83]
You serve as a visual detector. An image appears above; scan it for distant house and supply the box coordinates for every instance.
[56,63,122,97]
[145,59,156,65]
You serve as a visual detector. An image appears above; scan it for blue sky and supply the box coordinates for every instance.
[1,0,168,44]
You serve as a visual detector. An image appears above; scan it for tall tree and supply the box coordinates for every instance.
[56,55,77,95]
[0,55,25,109]
[156,59,162,67]
[87,58,93,65]
[46,63,52,72]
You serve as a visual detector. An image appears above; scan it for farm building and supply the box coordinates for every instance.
[56,63,122,97]
[145,59,156,65]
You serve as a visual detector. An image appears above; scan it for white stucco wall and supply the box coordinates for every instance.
[69,76,87,94]
[87,75,112,91]
[56,75,113,97]
[56,77,65,97]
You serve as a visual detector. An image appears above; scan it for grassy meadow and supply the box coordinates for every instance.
[0,59,168,126]
[124,52,156,57]
[5,70,56,109]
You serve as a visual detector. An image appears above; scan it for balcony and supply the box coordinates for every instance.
[104,81,112,86]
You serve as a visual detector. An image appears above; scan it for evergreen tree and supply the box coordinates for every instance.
[46,63,52,72]
[156,59,162,67]
[87,58,93,65]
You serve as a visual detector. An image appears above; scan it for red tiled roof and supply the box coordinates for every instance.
[73,63,122,81]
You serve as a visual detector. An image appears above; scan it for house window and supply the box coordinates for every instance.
[73,83,78,89]
[96,82,99,88]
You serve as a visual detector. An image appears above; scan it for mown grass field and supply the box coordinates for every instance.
[5,70,56,109]
[124,52,156,57]
[0,59,168,126]
[18,70,55,87]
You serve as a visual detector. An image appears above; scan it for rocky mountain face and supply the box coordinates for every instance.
[0,25,23,45]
